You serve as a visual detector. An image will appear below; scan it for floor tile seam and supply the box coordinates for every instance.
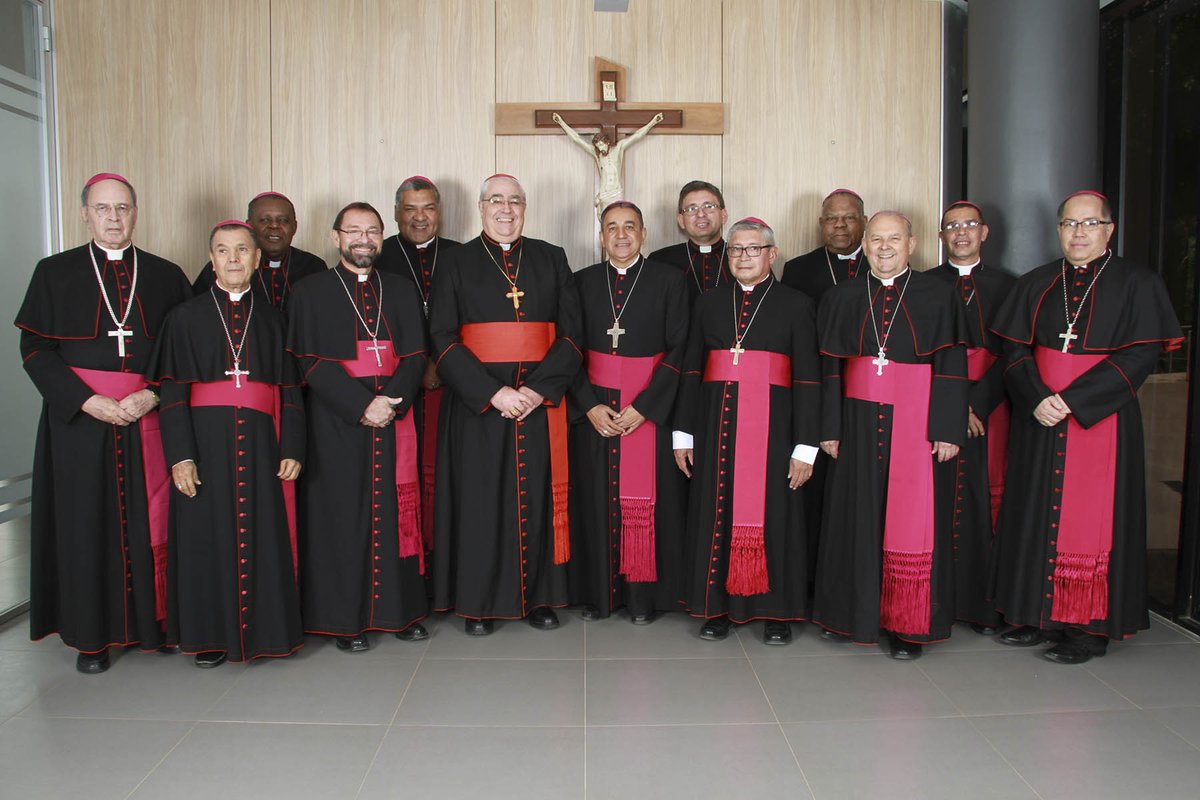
[773,712,969,725]
[914,657,973,718]
[963,714,1048,800]
[1146,714,1200,755]
[1149,611,1200,643]
[1079,663,1157,709]
[422,655,587,661]
[961,706,1151,721]
[8,664,72,719]
[120,718,201,800]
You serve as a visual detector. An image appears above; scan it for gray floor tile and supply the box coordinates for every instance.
[1144,706,1200,750]
[360,725,584,800]
[0,716,192,800]
[0,650,69,717]
[586,657,774,725]
[128,720,385,799]
[783,717,1037,800]
[586,723,812,800]
[1120,616,1200,645]
[1084,643,1200,707]
[751,653,959,722]
[585,610,745,659]
[0,618,46,651]
[917,650,1136,715]
[971,709,1200,800]
[22,647,241,720]
[200,650,417,724]
[394,658,583,725]
[742,621,890,658]
[424,612,584,659]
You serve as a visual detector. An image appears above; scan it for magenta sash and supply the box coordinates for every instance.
[71,367,170,621]
[420,385,442,550]
[844,357,934,635]
[342,340,423,573]
[966,348,1010,526]
[586,350,664,582]
[1033,346,1114,624]
[189,379,299,578]
[703,348,791,596]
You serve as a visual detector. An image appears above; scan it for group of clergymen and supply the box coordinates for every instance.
[16,170,1183,675]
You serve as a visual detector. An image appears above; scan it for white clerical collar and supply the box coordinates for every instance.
[738,278,768,292]
[415,237,435,249]
[216,283,248,301]
[872,268,909,286]
[835,246,862,260]
[698,244,713,254]
[268,259,282,269]
[357,272,370,282]
[95,242,128,260]
[499,242,512,252]
[952,259,981,275]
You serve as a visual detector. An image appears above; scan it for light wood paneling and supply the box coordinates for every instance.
[55,0,270,275]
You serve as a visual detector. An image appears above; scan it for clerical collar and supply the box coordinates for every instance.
[689,238,722,254]
[611,258,640,276]
[1073,251,1109,271]
[268,259,282,269]
[216,284,248,301]
[872,268,909,286]
[738,275,771,292]
[415,237,435,250]
[952,259,981,275]
[483,232,521,252]
[94,242,128,261]
[338,263,372,282]
[834,246,862,261]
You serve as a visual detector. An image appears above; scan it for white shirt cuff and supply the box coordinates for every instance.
[672,431,694,449]
[791,444,818,464]
[171,459,195,469]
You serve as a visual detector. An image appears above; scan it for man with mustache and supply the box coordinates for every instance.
[648,181,731,303]
[286,202,430,651]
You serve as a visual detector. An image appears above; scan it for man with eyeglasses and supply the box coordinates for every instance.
[781,189,869,303]
[286,202,430,652]
[566,201,689,625]
[989,190,1182,665]
[929,201,1015,637]
[648,180,731,302]
[15,172,191,673]
[191,192,325,312]
[673,217,820,645]
[377,176,461,555]
[813,211,967,660]
[429,174,583,635]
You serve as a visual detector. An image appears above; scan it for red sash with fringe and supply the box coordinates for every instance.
[460,322,569,564]
[966,348,1010,525]
[703,348,791,596]
[342,340,423,573]
[189,379,298,578]
[586,350,664,582]
[1033,346,1114,625]
[71,367,170,621]
[844,357,934,635]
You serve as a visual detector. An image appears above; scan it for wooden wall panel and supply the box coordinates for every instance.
[55,0,270,274]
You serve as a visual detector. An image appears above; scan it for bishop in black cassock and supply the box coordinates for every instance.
[813,211,967,660]
[990,191,1182,665]
[15,173,191,673]
[192,192,324,311]
[674,218,820,645]
[647,181,731,302]
[430,175,583,635]
[150,221,304,667]
[567,202,689,623]
[286,203,429,651]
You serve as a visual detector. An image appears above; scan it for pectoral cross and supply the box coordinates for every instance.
[606,321,625,348]
[729,341,745,366]
[506,286,524,310]
[366,338,388,367]
[224,360,249,389]
[109,326,132,357]
[1059,324,1078,353]
[872,348,890,376]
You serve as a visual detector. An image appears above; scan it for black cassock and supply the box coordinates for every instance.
[675,276,820,622]
[286,266,428,635]
[989,253,1181,639]
[566,258,690,617]
[430,235,582,619]
[930,262,1016,628]
[648,240,730,303]
[813,269,967,644]
[376,234,461,297]
[15,242,191,652]
[150,288,305,660]
[192,246,325,312]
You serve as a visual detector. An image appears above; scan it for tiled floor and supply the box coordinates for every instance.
[2,611,1200,800]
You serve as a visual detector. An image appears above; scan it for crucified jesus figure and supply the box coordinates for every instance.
[552,111,664,219]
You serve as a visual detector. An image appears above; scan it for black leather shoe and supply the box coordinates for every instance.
[629,610,658,625]
[888,633,923,660]
[579,605,606,621]
[998,625,1045,647]
[969,623,999,636]
[194,650,227,668]
[698,616,732,641]
[527,607,560,630]
[395,623,429,642]
[763,620,792,645]
[76,650,110,675]
[335,635,370,652]
[1042,642,1103,665]
[464,618,494,636]
[819,628,851,642]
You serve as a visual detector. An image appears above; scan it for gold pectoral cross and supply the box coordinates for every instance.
[506,286,524,309]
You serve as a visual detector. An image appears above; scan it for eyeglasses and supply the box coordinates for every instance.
[681,202,721,215]
[485,196,526,208]
[820,214,861,225]
[88,203,134,218]
[1058,218,1112,231]
[337,227,383,239]
[728,244,771,258]
[941,219,983,232]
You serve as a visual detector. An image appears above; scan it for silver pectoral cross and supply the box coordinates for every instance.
[1059,324,1078,353]
[606,321,625,348]
[109,326,132,357]
[366,338,388,367]
[729,341,745,366]
[872,348,890,376]
[225,360,249,389]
